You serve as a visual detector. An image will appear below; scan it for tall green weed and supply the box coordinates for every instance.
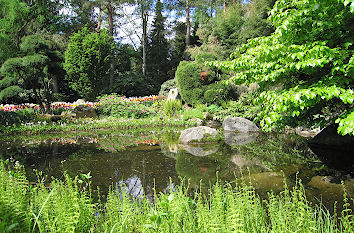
[0,161,353,232]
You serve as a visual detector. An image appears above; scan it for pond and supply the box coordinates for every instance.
[0,128,353,214]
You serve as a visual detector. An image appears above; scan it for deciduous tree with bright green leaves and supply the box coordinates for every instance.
[64,27,114,101]
[209,0,354,135]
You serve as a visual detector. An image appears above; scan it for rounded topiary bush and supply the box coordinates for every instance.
[159,79,177,96]
[175,61,204,106]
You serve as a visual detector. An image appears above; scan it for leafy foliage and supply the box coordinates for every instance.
[0,34,63,110]
[159,79,177,96]
[209,0,354,135]
[64,27,114,101]
[175,61,236,106]
[97,94,157,118]
[175,61,204,106]
[163,99,183,117]
[1,161,353,232]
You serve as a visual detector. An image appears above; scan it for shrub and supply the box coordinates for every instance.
[97,94,157,118]
[163,99,182,117]
[109,71,155,97]
[204,82,236,106]
[207,104,223,114]
[194,52,218,64]
[175,61,204,106]
[0,109,37,126]
[159,79,177,96]
[175,61,236,106]
[183,108,204,121]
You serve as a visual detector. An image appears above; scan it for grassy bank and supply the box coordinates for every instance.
[1,161,352,233]
[0,116,197,135]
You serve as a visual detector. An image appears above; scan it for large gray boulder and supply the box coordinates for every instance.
[179,126,218,144]
[223,117,259,132]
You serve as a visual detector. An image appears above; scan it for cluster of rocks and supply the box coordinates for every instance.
[179,117,259,146]
[176,117,260,157]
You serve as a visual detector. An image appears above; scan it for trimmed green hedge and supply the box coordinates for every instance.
[175,61,235,106]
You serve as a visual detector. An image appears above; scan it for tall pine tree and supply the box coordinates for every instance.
[147,0,170,92]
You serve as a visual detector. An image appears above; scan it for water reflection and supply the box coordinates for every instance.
[0,129,353,213]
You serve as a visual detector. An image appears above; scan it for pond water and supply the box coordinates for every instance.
[0,128,353,213]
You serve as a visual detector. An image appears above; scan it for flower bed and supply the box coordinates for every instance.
[97,94,164,118]
[0,95,162,113]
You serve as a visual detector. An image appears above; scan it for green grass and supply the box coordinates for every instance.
[0,116,197,135]
[0,161,353,232]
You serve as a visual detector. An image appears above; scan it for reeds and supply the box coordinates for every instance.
[0,161,353,232]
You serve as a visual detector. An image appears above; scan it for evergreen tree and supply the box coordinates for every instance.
[0,35,63,110]
[147,0,170,91]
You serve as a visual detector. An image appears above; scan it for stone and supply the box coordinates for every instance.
[73,105,97,118]
[179,126,218,144]
[205,120,222,129]
[224,131,258,146]
[167,88,179,101]
[73,99,86,105]
[179,144,219,157]
[308,176,346,197]
[223,117,259,132]
[309,124,354,151]
[295,126,320,138]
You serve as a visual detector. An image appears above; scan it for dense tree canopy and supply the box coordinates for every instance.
[64,27,114,100]
[0,0,353,134]
[209,0,354,135]
[0,34,63,110]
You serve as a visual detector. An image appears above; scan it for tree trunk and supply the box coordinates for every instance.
[52,76,59,94]
[142,10,148,76]
[223,1,227,14]
[107,3,114,36]
[97,6,102,31]
[107,3,115,88]
[33,88,46,113]
[185,0,190,61]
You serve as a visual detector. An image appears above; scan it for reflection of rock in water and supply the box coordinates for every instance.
[308,124,354,174]
[308,176,354,198]
[178,144,219,157]
[309,146,354,174]
[224,131,258,146]
[230,154,269,171]
[244,172,285,193]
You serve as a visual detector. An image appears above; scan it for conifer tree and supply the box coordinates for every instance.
[147,0,170,91]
